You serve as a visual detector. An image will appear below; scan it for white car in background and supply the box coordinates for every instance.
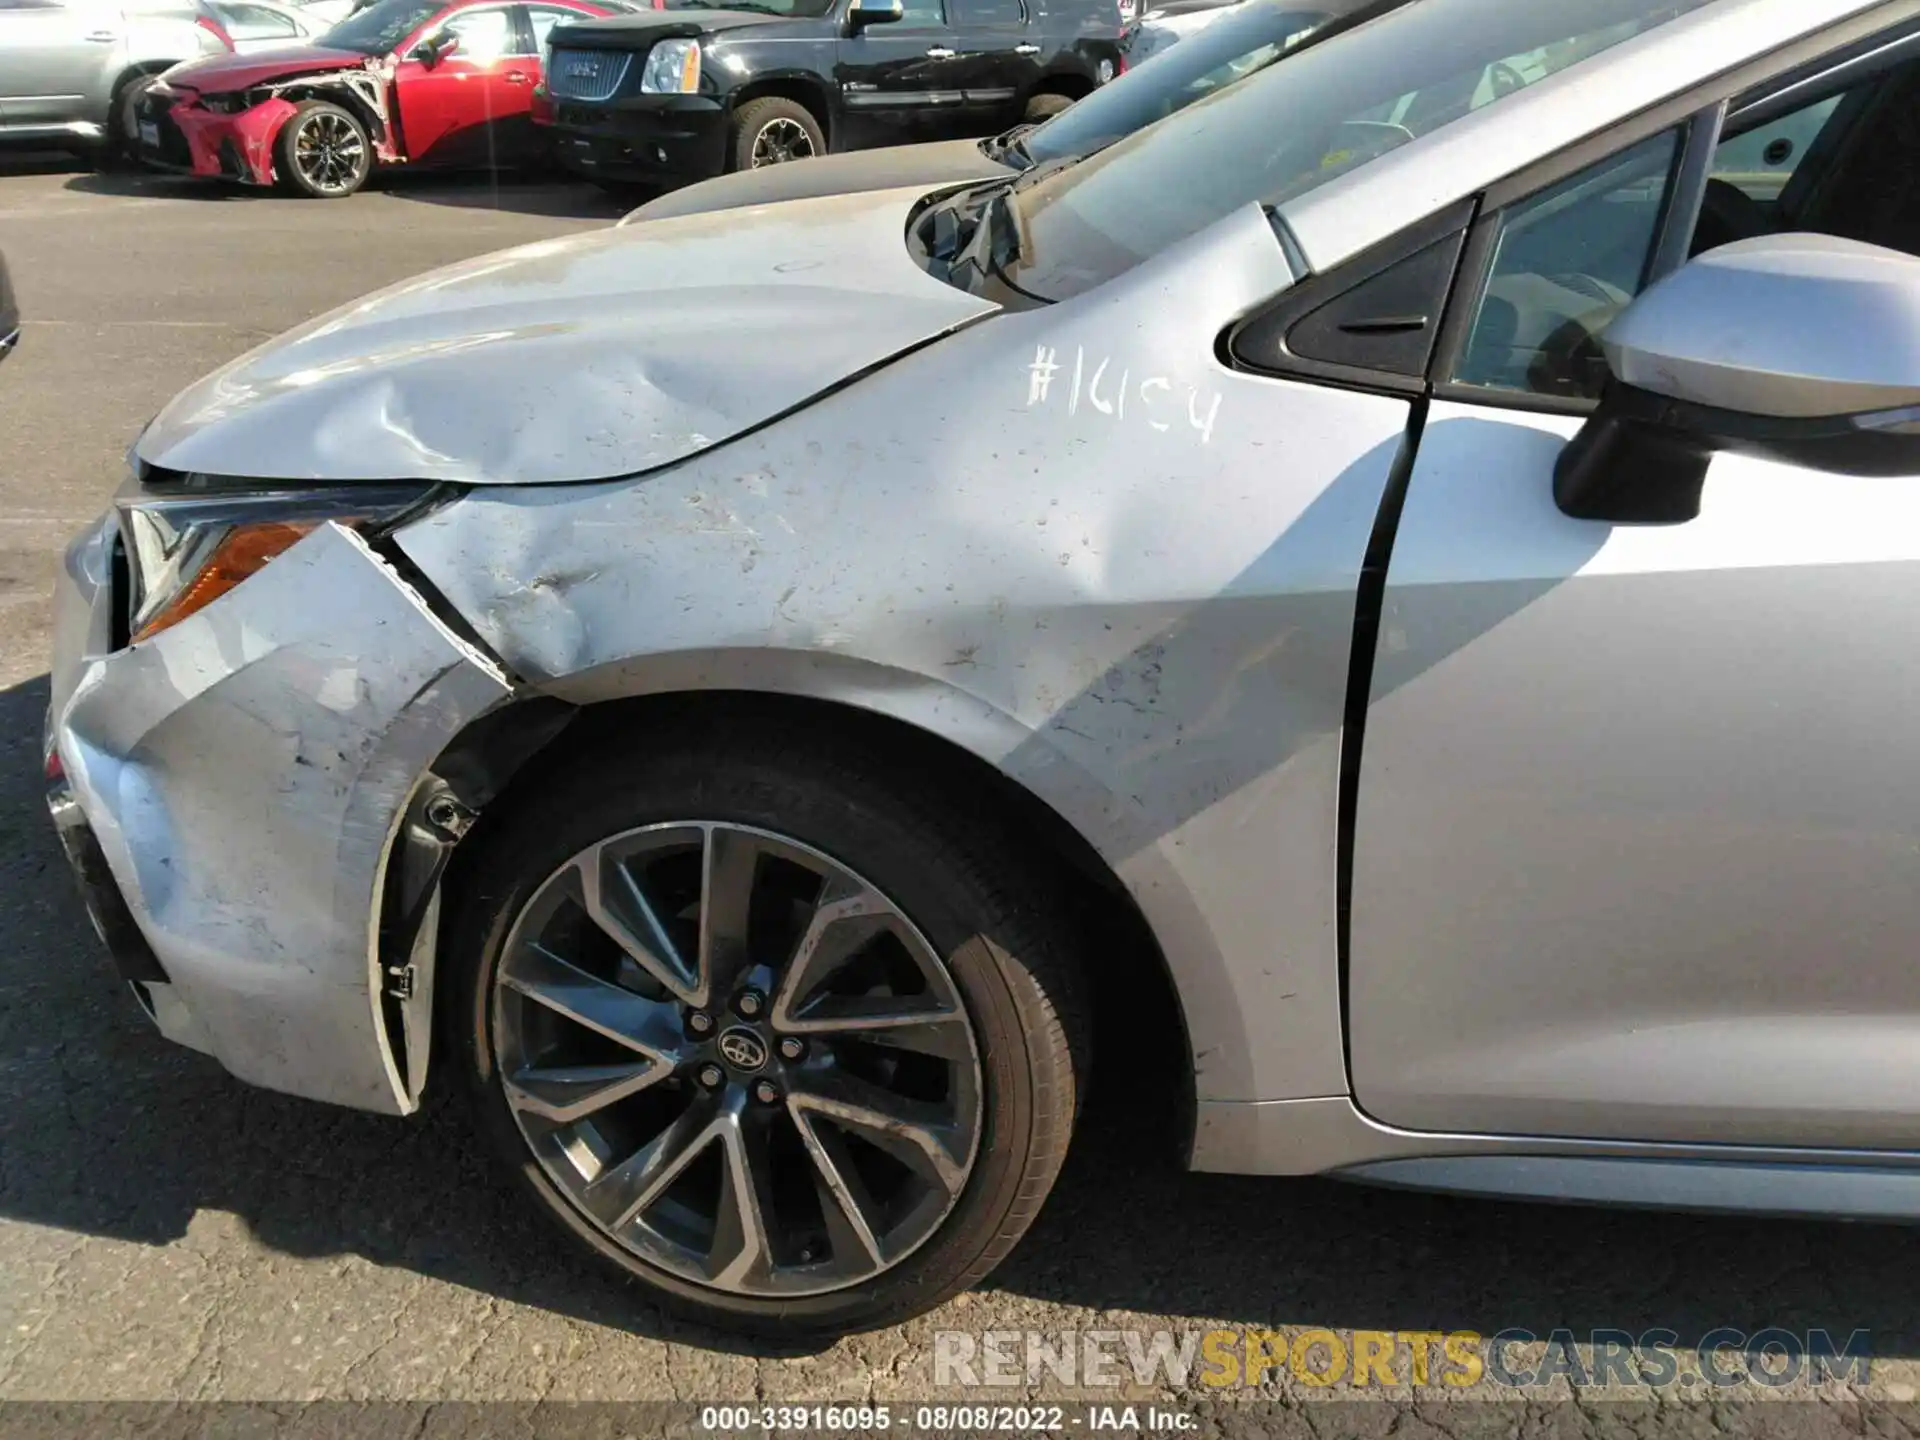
[210,0,322,50]
[281,0,359,25]
[1126,0,1270,66]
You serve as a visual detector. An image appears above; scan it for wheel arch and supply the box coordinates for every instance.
[1026,65,1095,102]
[106,61,183,135]
[110,59,182,99]
[274,81,389,146]
[419,667,1210,1157]
[725,73,836,148]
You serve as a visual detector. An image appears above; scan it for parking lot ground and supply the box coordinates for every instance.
[4,156,1920,1431]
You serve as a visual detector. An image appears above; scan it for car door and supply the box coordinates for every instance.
[0,0,110,127]
[391,1,529,166]
[836,0,972,147]
[945,0,1031,131]
[1348,34,1920,1151]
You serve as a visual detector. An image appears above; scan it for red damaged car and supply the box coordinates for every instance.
[135,0,629,197]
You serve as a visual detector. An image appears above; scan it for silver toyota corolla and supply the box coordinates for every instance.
[47,0,1920,1335]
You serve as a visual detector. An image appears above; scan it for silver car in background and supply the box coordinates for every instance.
[210,0,320,51]
[45,0,1920,1337]
[0,0,232,157]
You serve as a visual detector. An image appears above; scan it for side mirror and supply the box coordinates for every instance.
[848,0,902,29]
[412,30,455,63]
[1555,234,1920,524]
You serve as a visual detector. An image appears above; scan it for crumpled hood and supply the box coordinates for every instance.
[161,45,366,93]
[134,184,999,485]
[624,138,1010,224]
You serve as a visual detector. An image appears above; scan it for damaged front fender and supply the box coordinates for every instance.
[52,523,511,1114]
[166,64,397,184]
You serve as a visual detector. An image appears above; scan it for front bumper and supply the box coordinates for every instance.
[46,514,510,1114]
[547,94,727,184]
[137,91,289,187]
[0,251,17,361]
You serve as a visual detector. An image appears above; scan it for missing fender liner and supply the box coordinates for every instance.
[365,531,577,1104]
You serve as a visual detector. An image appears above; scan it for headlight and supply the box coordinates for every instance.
[116,483,437,644]
[640,38,700,94]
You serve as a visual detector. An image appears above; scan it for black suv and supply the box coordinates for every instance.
[539,0,1124,187]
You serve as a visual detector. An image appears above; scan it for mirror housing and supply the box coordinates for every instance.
[848,0,902,29]
[412,30,455,63]
[1555,234,1920,524]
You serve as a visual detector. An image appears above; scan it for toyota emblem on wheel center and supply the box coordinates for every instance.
[717,1027,769,1073]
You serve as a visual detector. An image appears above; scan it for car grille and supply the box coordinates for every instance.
[547,48,632,103]
[137,92,196,168]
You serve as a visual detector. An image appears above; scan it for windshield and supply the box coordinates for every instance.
[999,0,1716,302]
[1018,1,1331,168]
[321,0,443,52]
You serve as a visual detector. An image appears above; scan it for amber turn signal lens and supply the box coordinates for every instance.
[132,520,320,644]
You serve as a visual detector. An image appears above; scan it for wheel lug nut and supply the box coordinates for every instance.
[778,1037,805,1062]
[754,1079,781,1104]
[736,989,766,1018]
[698,1064,725,1090]
[687,1011,714,1035]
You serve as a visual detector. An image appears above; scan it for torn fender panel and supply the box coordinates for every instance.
[133,186,999,485]
[398,204,1416,1105]
[52,523,510,1115]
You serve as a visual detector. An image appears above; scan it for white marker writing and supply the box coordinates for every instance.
[1026,345,1060,406]
[1138,376,1171,431]
[1188,390,1222,446]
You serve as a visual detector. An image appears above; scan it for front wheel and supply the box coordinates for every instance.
[274,100,372,197]
[452,713,1091,1335]
[729,96,824,171]
[1022,91,1075,124]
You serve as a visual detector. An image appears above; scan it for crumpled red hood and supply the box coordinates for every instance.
[162,45,369,94]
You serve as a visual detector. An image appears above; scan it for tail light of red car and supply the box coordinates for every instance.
[195,13,236,50]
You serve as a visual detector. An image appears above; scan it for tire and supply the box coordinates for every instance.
[273,99,372,198]
[1022,91,1076,123]
[450,710,1092,1336]
[728,96,824,172]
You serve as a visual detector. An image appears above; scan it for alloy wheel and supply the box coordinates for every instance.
[750,117,816,168]
[292,112,366,195]
[492,822,983,1298]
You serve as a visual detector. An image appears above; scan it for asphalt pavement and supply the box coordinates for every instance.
[1,154,1918,1432]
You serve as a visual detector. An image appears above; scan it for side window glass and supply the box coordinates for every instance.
[951,0,1021,23]
[898,0,944,26]
[443,5,512,58]
[1711,94,1844,203]
[527,4,576,48]
[1448,128,1679,402]
[222,3,299,33]
[1692,64,1920,261]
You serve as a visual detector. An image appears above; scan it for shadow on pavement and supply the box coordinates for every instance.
[53,162,639,220]
[4,667,1914,1364]
[376,168,642,220]
[0,148,92,178]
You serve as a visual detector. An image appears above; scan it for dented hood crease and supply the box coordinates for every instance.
[135,185,999,486]
[163,46,369,92]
